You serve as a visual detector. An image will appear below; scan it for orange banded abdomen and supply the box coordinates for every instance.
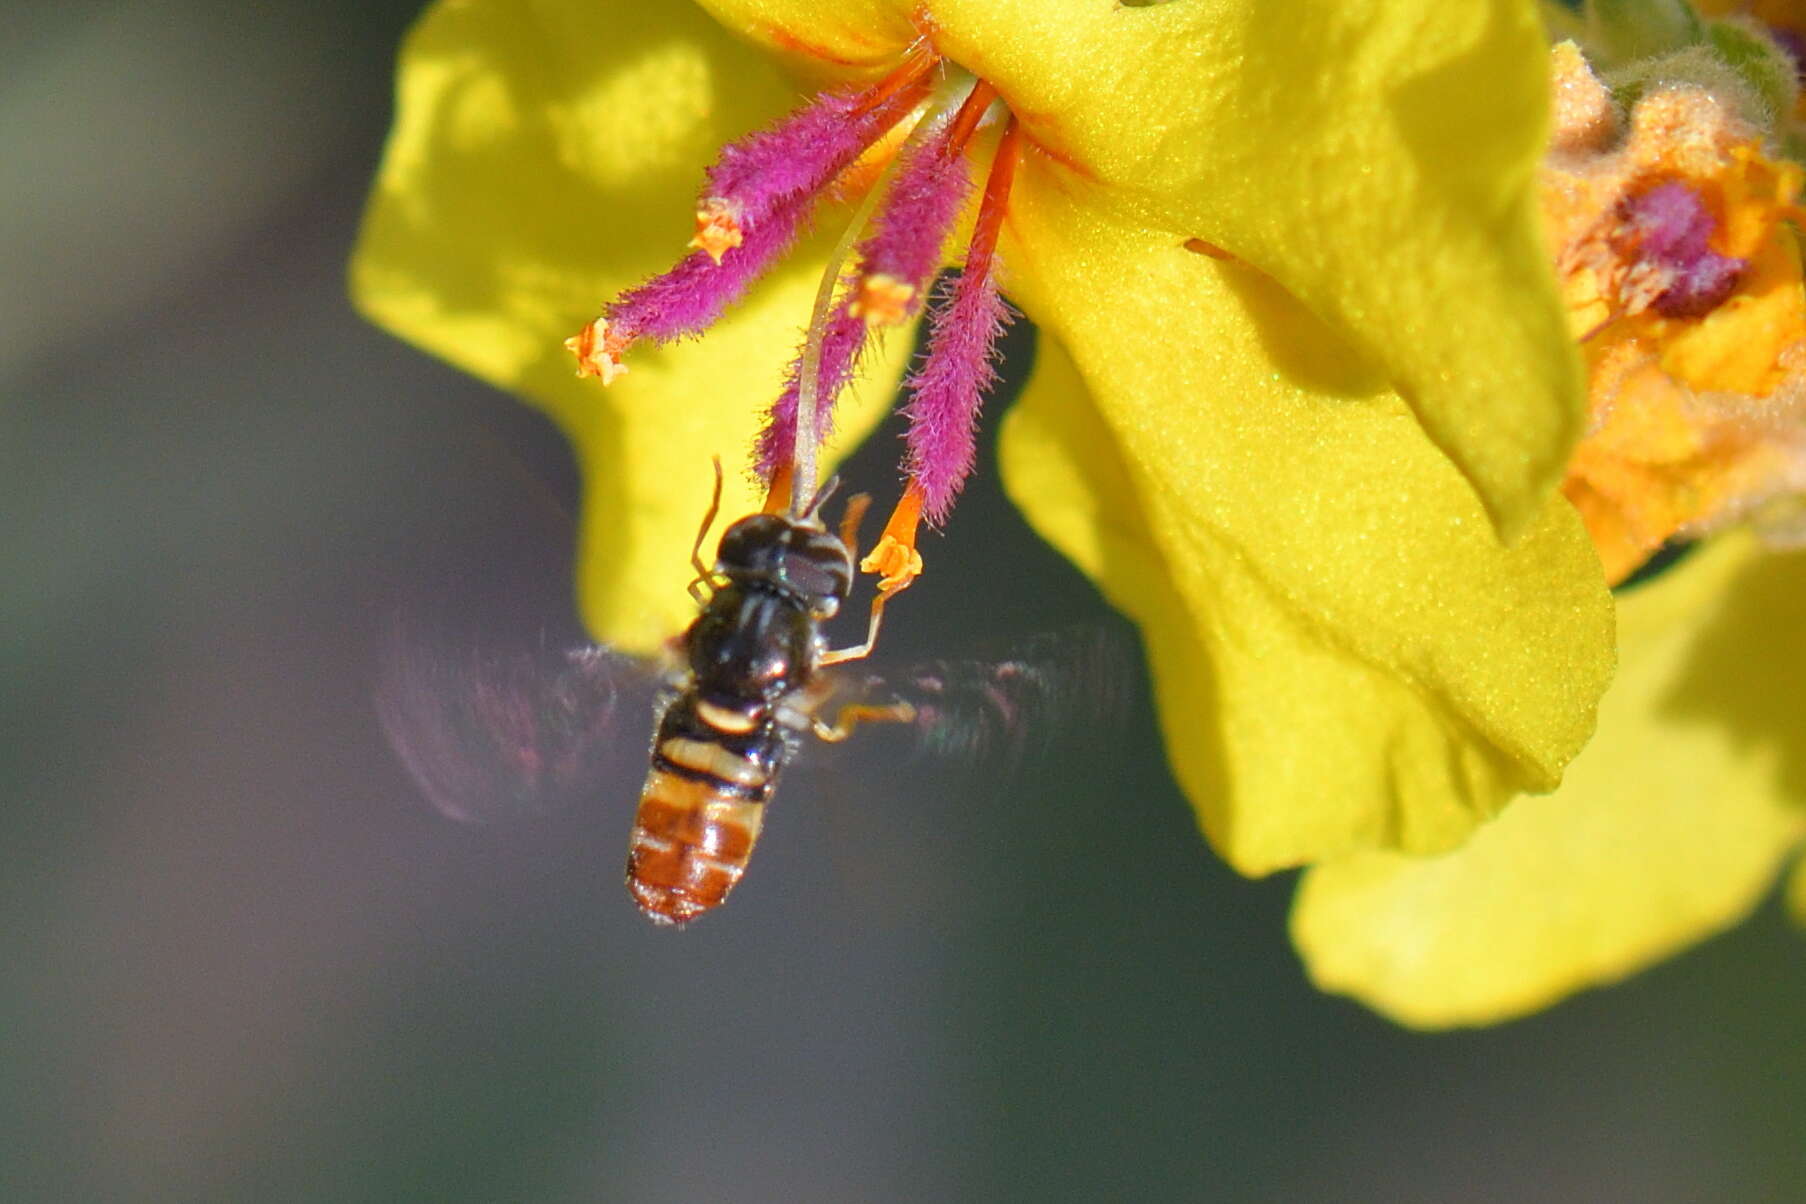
[626,732,777,925]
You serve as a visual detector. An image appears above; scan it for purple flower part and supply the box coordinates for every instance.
[1625,181,1715,259]
[1621,181,1748,319]
[706,88,887,233]
[754,131,971,478]
[1653,250,1746,318]
[608,190,814,344]
[902,270,1014,525]
[755,296,871,477]
[858,129,973,308]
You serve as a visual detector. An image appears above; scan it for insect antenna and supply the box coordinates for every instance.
[802,473,843,523]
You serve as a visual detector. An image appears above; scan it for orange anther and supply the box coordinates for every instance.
[690,199,744,264]
[849,273,916,326]
[859,481,925,593]
[565,317,630,384]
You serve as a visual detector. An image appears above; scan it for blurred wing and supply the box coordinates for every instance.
[376,617,662,824]
[836,624,1141,771]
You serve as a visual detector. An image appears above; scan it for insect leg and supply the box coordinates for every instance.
[811,699,918,743]
[820,587,897,666]
[690,456,725,578]
[687,456,726,602]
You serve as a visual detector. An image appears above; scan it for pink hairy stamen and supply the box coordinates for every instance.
[756,82,995,479]
[609,188,817,345]
[567,51,935,382]
[756,298,870,476]
[853,80,993,325]
[704,45,934,234]
[901,117,1022,524]
[901,271,1013,523]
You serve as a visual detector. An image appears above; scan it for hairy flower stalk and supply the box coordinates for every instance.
[565,191,819,384]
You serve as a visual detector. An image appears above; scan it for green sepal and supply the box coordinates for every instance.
[1705,19,1802,125]
[1607,45,1768,129]
[1583,0,1703,65]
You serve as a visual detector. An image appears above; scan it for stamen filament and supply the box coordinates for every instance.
[849,40,938,118]
[963,114,1021,282]
[788,74,981,515]
[761,460,795,514]
[790,136,912,514]
[567,54,944,385]
[941,80,998,163]
[900,116,1023,524]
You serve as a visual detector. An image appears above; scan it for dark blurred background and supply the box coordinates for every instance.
[4,2,1805,1200]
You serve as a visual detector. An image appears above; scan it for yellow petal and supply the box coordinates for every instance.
[1294,535,1806,1028]
[930,0,1582,537]
[997,179,1614,874]
[351,0,908,652]
[690,0,914,74]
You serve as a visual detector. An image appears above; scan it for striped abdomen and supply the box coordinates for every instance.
[626,696,787,925]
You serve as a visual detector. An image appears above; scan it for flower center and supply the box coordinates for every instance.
[565,46,1029,595]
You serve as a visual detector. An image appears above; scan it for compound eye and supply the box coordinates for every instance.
[715,514,786,574]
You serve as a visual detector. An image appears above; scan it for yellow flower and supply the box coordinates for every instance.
[350,0,1614,876]
[1294,43,1806,1028]
[1294,532,1806,1027]
[1541,47,1806,582]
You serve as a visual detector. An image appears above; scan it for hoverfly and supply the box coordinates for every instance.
[623,462,906,924]
[378,462,1129,927]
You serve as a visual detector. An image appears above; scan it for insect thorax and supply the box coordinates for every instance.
[683,514,853,711]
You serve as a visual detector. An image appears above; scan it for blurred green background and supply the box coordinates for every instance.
[4,2,1805,1200]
